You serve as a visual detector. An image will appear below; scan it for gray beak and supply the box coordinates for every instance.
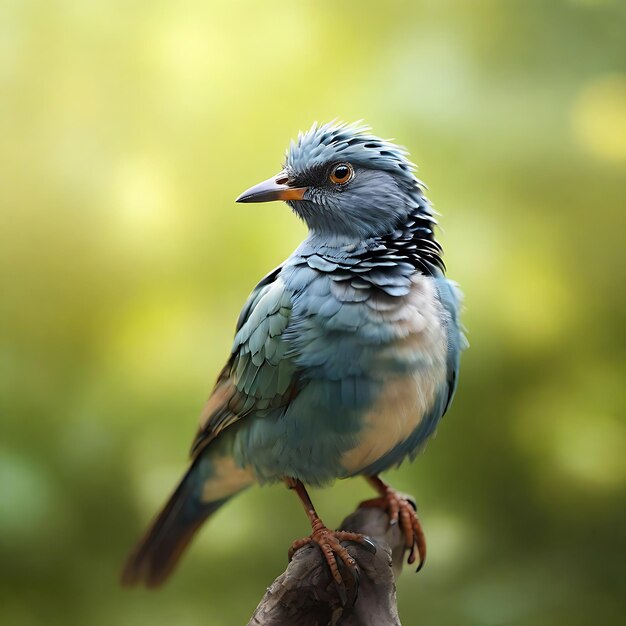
[236,171,307,203]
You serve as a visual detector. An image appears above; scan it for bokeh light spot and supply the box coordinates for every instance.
[571,74,626,162]
[109,155,180,244]
[0,449,62,542]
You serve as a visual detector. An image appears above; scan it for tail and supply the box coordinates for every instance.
[121,454,253,588]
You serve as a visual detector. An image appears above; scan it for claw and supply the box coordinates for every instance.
[289,528,372,607]
[350,535,377,554]
[336,557,360,607]
[335,576,348,606]
[286,478,372,607]
[360,482,427,571]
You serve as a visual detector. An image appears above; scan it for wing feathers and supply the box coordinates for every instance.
[190,270,298,457]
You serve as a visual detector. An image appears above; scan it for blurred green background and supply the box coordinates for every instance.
[1,0,625,624]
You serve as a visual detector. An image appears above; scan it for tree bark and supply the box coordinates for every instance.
[247,503,409,626]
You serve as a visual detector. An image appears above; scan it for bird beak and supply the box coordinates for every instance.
[236,172,307,203]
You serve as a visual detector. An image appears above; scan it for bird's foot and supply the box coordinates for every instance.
[360,487,426,570]
[288,518,376,606]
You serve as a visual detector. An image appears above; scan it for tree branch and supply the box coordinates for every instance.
[248,502,410,626]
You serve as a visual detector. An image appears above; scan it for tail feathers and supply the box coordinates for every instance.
[122,459,234,588]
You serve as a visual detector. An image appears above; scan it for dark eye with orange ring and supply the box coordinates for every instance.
[329,163,354,185]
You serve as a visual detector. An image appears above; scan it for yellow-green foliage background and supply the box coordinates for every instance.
[2,1,625,624]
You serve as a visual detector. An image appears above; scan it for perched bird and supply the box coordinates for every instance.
[122,121,466,596]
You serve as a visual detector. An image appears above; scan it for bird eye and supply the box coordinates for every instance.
[329,163,354,185]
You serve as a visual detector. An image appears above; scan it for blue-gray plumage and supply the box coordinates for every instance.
[122,121,466,591]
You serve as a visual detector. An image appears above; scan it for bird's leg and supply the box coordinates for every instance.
[285,477,375,606]
[360,474,426,570]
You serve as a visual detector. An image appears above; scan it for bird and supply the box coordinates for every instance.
[122,121,466,599]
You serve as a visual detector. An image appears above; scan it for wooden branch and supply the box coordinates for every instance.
[248,502,411,626]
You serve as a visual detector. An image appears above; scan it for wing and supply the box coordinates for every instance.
[190,266,299,457]
[435,276,468,416]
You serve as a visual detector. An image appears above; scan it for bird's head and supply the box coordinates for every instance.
[236,121,427,242]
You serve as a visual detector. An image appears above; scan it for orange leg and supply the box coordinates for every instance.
[360,475,426,571]
[285,478,375,606]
